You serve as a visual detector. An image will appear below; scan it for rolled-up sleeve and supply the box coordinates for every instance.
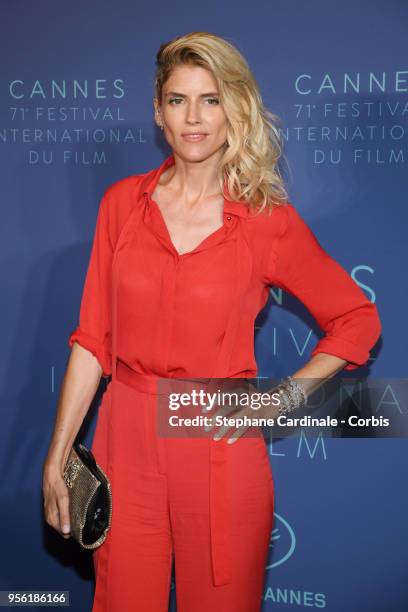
[68,189,113,377]
[267,203,382,371]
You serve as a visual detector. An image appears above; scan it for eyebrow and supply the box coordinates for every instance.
[165,91,219,97]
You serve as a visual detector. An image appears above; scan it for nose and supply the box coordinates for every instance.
[185,101,201,125]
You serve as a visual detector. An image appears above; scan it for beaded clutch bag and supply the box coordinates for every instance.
[63,443,112,549]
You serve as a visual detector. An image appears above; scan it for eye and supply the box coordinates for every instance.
[168,97,220,105]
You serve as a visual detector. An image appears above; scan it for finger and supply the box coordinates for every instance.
[203,406,229,432]
[204,386,250,432]
[205,405,238,433]
[45,502,61,532]
[201,404,214,414]
[212,401,253,439]
[201,385,246,416]
[227,424,250,444]
[47,502,70,538]
[57,491,71,536]
[204,414,217,433]
[225,408,255,444]
[213,419,235,441]
[203,419,213,432]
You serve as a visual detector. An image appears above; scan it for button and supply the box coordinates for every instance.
[226,216,232,221]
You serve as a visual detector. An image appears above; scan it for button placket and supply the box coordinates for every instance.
[151,255,179,375]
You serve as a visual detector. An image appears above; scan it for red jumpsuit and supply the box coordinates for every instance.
[68,154,381,611]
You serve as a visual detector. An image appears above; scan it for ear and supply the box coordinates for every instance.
[153,97,162,126]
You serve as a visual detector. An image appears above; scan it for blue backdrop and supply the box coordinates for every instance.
[1,1,407,610]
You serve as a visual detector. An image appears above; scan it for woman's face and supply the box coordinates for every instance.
[154,64,228,163]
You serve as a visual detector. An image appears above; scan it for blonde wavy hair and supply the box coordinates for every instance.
[153,31,290,216]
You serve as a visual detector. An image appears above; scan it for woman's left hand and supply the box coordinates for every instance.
[201,381,279,444]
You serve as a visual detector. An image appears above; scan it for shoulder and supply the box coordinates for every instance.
[251,201,317,242]
[245,201,317,268]
[242,202,289,277]
[102,166,157,213]
[245,201,291,242]
[96,168,156,245]
[102,169,153,207]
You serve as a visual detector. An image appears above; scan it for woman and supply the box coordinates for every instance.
[43,32,382,611]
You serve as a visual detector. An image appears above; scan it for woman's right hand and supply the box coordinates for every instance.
[41,343,103,540]
[42,459,71,539]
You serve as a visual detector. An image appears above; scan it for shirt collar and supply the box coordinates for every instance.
[142,154,251,218]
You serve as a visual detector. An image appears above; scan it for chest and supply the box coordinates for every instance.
[150,185,225,256]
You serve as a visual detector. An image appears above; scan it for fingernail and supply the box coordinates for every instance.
[62,524,70,533]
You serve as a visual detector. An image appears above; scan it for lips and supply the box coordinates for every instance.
[182,133,208,142]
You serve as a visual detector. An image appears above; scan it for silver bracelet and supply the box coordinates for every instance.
[275,376,307,416]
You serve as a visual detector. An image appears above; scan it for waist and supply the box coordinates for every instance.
[115,359,170,395]
[115,359,250,396]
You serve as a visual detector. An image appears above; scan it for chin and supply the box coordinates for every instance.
[175,146,224,163]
